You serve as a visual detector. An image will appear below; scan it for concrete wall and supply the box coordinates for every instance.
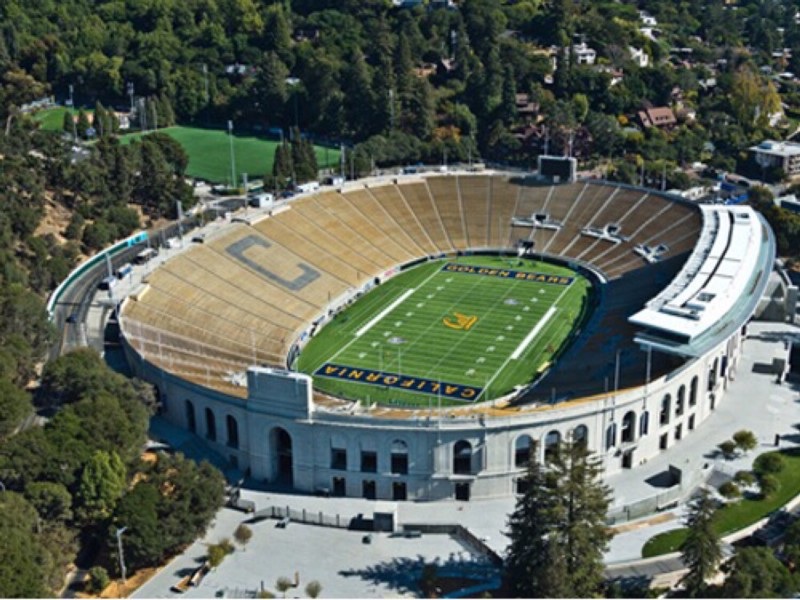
[122,325,744,502]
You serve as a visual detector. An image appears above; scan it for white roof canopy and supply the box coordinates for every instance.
[629,205,763,342]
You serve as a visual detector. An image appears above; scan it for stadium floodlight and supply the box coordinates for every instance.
[228,120,237,190]
[115,526,128,584]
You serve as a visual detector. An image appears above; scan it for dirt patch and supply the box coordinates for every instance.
[35,194,72,243]
[610,511,676,534]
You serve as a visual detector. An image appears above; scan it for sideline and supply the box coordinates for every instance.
[510,306,557,360]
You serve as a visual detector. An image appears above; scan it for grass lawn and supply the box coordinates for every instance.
[641,448,800,557]
[121,126,340,183]
[297,256,591,407]
[32,106,92,131]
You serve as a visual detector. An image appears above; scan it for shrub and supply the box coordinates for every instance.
[734,470,756,487]
[87,566,110,594]
[257,591,275,599]
[305,580,322,598]
[719,481,741,499]
[718,440,737,459]
[754,453,785,476]
[759,474,781,498]
[732,430,758,453]
[207,544,227,569]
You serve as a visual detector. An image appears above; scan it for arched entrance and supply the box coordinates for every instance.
[270,427,293,485]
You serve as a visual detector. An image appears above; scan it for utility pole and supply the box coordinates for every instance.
[68,84,74,108]
[228,120,237,190]
[202,64,209,105]
[126,82,134,113]
[389,89,395,130]
[115,526,128,584]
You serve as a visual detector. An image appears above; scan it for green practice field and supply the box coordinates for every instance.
[32,106,92,131]
[297,256,591,407]
[121,126,340,183]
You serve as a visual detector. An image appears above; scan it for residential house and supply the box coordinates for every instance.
[638,107,677,129]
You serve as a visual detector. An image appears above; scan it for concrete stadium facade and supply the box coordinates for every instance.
[119,175,774,502]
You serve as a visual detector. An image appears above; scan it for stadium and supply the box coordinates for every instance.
[119,172,775,501]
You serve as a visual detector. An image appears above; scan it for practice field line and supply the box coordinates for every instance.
[510,306,557,360]
[355,288,416,338]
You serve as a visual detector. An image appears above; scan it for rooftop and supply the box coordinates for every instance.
[749,140,800,158]
[629,205,774,356]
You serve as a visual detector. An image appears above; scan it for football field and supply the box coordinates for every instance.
[297,256,591,407]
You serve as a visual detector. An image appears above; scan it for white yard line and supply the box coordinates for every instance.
[477,279,576,401]
[324,262,446,366]
[510,306,557,360]
[355,288,416,338]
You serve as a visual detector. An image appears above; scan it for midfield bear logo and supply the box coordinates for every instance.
[442,312,478,331]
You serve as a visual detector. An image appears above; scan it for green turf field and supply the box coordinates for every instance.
[297,256,591,407]
[32,106,92,131]
[121,126,340,183]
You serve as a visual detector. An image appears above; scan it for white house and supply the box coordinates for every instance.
[572,42,597,66]
[630,47,650,68]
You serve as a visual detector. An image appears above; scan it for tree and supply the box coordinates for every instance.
[548,439,612,597]
[754,453,785,476]
[0,376,32,438]
[0,492,48,598]
[718,440,737,459]
[305,580,322,598]
[718,481,741,500]
[77,109,90,139]
[62,110,74,137]
[88,566,110,593]
[233,523,253,550]
[734,470,756,487]
[759,474,780,499]
[505,439,610,597]
[276,576,293,598]
[732,430,757,454]
[24,481,73,523]
[76,449,127,524]
[272,141,293,185]
[722,547,794,597]
[680,489,722,597]
[207,543,228,569]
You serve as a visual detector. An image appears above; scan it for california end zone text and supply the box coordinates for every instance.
[314,363,483,402]
[441,263,574,285]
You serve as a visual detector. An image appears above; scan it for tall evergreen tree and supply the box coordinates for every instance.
[680,489,722,597]
[505,439,611,598]
[504,442,569,598]
[76,109,90,139]
[272,141,293,185]
[550,439,612,597]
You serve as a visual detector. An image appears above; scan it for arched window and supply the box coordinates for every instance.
[676,385,685,416]
[515,435,534,468]
[639,411,650,436]
[573,425,589,448]
[605,422,617,450]
[660,394,671,426]
[453,440,473,474]
[185,400,196,434]
[226,415,239,449]
[708,358,718,391]
[544,430,561,461]
[205,408,216,441]
[621,411,636,443]
[391,440,408,474]
[689,376,698,406]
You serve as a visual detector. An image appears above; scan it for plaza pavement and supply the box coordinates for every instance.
[128,321,800,597]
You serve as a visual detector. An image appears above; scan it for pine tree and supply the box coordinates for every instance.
[62,110,74,137]
[94,101,108,137]
[272,142,292,186]
[76,109,90,139]
[504,442,569,597]
[505,439,611,598]
[550,440,612,597]
[680,489,722,597]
